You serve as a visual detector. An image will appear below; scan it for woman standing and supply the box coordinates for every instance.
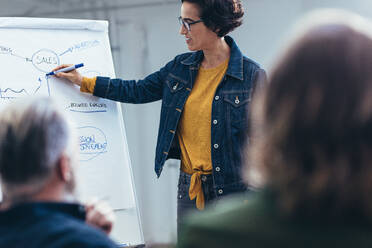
[53,0,266,230]
[179,10,372,248]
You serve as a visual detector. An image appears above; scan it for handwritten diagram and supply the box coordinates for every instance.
[0,40,101,100]
[1,40,111,162]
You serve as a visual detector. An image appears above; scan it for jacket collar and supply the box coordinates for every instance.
[181,35,244,81]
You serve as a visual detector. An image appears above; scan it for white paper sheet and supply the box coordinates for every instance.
[0,18,135,210]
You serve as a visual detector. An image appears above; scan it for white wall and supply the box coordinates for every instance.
[3,0,372,244]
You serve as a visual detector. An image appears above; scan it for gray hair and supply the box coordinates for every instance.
[0,97,74,201]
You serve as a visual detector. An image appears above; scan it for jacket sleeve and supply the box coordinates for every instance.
[93,57,177,104]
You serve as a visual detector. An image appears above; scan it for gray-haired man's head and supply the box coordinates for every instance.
[0,97,77,203]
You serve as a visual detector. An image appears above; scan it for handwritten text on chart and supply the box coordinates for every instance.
[67,102,108,113]
[31,49,60,73]
[78,126,108,161]
[60,40,100,56]
[80,135,107,151]
[0,46,12,54]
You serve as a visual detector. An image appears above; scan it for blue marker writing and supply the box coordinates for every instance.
[46,63,84,76]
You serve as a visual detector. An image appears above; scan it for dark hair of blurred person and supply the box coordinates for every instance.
[178,10,372,248]
[248,11,372,219]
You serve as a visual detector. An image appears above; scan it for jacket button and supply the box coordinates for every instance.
[218,189,223,195]
[213,119,218,125]
[215,95,220,101]
[215,167,220,172]
[235,99,240,104]
[173,85,177,90]
[214,144,219,149]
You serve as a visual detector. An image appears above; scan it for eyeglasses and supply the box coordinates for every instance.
[178,16,203,32]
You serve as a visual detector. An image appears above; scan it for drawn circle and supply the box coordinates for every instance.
[78,126,108,161]
[31,49,60,73]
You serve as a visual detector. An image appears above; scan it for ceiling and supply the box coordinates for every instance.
[0,0,178,17]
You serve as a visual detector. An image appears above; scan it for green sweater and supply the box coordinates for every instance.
[178,192,372,248]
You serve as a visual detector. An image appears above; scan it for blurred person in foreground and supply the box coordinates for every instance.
[0,97,117,248]
[178,9,372,248]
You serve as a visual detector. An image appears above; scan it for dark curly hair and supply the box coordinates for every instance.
[181,0,244,37]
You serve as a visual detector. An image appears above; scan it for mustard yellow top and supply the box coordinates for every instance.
[80,76,96,93]
[178,58,229,210]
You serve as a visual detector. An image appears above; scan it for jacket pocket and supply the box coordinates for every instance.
[163,73,188,107]
[223,91,251,125]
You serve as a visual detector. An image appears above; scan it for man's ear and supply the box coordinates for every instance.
[57,153,71,182]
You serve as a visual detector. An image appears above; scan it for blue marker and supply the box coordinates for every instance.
[46,63,84,76]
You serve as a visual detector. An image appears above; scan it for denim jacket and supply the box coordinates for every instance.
[94,36,266,197]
